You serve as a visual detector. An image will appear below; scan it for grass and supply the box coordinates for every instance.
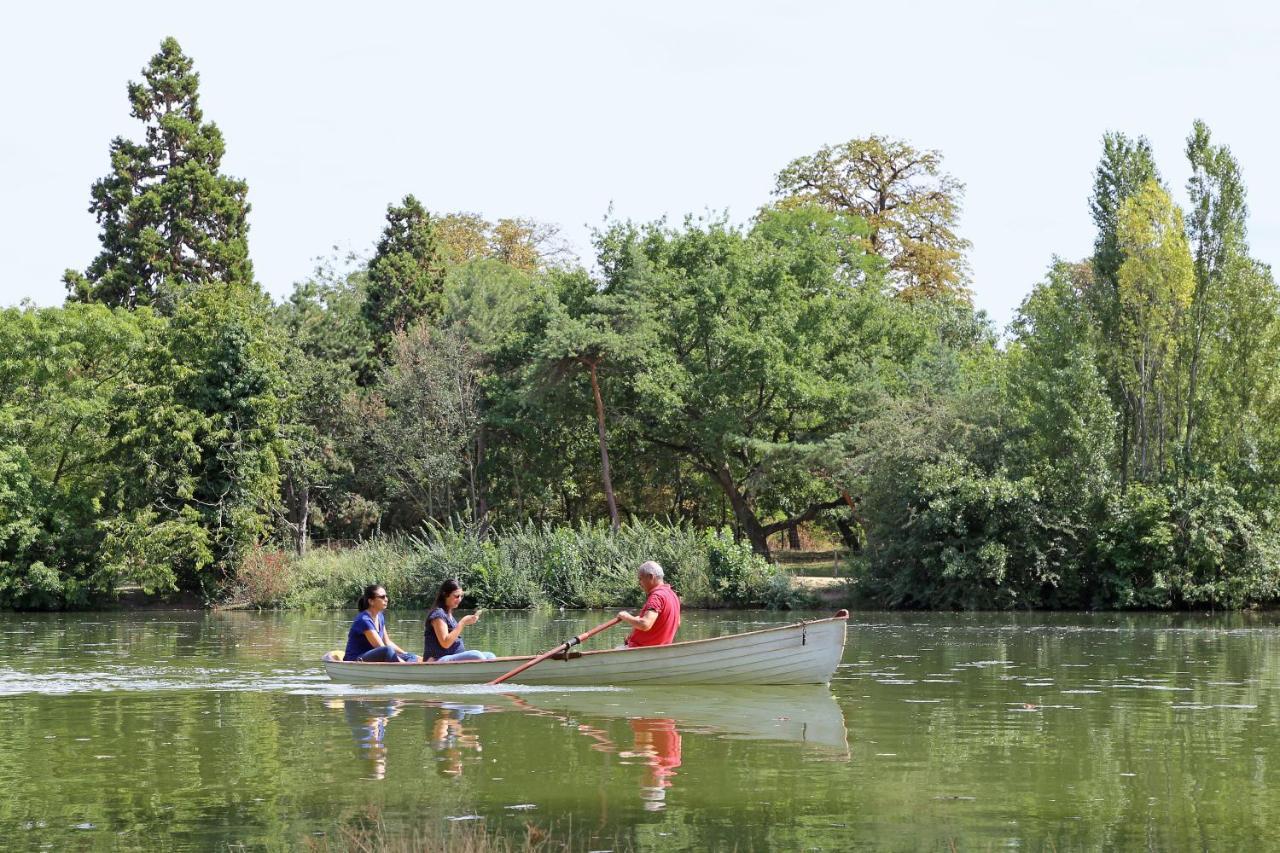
[225,520,814,611]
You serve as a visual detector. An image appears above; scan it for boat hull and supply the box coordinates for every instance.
[323,614,848,686]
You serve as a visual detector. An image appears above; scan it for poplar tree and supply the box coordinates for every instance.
[64,37,253,311]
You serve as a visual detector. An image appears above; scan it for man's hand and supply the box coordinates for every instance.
[617,610,634,624]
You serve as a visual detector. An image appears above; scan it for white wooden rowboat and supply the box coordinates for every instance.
[322,610,849,686]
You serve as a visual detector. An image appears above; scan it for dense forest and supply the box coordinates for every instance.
[2,39,1278,610]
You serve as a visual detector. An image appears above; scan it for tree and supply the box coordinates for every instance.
[361,195,446,368]
[537,268,654,530]
[1114,180,1195,482]
[773,135,971,301]
[274,256,371,552]
[64,37,253,312]
[1085,133,1161,483]
[0,304,161,607]
[364,324,481,527]
[601,207,916,557]
[436,212,573,270]
[100,284,285,595]
[1005,260,1116,501]
[1182,120,1247,471]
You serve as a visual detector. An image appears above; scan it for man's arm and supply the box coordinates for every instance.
[617,608,659,631]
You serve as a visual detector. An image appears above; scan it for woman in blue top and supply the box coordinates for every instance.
[344,584,420,663]
[424,579,496,662]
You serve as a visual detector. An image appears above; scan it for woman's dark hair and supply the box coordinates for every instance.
[433,578,462,611]
[358,584,385,612]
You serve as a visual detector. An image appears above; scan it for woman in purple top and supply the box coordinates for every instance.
[344,584,420,662]
[424,579,496,662]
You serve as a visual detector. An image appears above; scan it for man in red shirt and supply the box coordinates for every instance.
[618,561,681,647]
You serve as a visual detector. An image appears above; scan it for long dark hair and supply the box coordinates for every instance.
[433,578,461,611]
[358,583,385,612]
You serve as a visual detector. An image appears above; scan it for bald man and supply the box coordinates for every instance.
[618,560,681,647]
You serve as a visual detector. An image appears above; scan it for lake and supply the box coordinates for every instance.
[2,609,1278,850]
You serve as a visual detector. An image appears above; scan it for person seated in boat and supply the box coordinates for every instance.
[618,560,681,647]
[424,579,497,663]
[344,584,420,662]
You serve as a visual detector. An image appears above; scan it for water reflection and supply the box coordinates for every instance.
[327,684,846,812]
[335,698,403,780]
[430,703,485,777]
[624,718,681,811]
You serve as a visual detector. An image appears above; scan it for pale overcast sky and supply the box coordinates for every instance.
[3,1,1278,328]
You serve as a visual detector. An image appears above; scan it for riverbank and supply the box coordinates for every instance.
[218,522,811,612]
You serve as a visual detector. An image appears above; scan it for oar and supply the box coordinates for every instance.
[487,616,622,686]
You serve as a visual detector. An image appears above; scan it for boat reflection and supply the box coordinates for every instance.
[504,685,849,755]
[333,697,403,780]
[499,685,846,811]
[329,685,847,802]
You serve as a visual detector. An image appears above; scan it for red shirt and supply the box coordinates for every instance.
[625,584,681,647]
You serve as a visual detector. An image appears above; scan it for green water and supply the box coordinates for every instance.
[3,610,1279,851]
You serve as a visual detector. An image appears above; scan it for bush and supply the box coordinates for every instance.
[226,545,296,608]
[257,520,789,611]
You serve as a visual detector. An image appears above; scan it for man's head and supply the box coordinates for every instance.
[637,560,664,592]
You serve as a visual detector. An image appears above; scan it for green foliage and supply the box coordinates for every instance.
[362,195,447,367]
[1092,479,1280,609]
[773,135,971,300]
[268,521,787,611]
[856,452,1082,610]
[101,284,284,597]
[65,37,253,312]
[0,304,161,607]
[16,54,1280,617]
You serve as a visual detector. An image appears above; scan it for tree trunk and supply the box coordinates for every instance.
[787,524,802,550]
[473,428,489,535]
[835,517,861,552]
[296,482,310,556]
[283,476,310,556]
[712,464,771,558]
[585,358,620,531]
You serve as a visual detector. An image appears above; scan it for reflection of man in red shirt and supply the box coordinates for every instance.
[618,561,681,647]
[630,718,682,811]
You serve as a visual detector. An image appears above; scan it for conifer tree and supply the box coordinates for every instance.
[64,37,253,311]
[361,195,447,368]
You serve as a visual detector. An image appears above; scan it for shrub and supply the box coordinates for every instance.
[258,520,787,610]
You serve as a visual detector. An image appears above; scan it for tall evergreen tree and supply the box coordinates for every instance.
[64,37,253,312]
[361,195,447,368]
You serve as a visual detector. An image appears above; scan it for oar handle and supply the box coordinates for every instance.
[487,616,623,686]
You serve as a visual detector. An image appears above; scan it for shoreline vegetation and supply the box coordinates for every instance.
[219,522,809,612]
[5,39,1280,614]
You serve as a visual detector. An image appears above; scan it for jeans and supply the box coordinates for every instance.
[349,646,419,663]
[434,650,496,662]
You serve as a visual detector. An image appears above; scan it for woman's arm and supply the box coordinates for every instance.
[432,613,478,648]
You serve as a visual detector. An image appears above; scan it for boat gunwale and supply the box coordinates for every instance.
[323,611,848,668]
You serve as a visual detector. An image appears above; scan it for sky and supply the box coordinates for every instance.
[3,1,1279,329]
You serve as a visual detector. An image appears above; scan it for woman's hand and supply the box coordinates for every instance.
[460,613,480,627]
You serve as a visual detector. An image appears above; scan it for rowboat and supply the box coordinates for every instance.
[322,610,849,686]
